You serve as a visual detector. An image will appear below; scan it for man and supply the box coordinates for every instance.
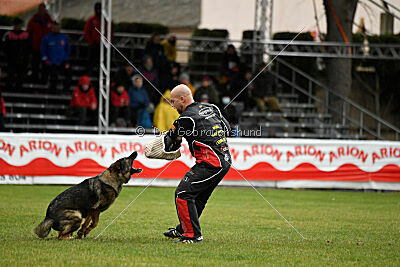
[2,17,30,91]
[27,3,53,83]
[40,21,71,91]
[84,2,113,75]
[163,84,231,243]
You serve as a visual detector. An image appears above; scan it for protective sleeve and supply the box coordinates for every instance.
[164,117,194,152]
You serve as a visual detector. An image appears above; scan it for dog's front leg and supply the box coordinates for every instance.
[84,210,100,237]
[77,214,92,239]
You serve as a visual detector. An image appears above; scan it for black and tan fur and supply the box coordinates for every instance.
[35,151,142,240]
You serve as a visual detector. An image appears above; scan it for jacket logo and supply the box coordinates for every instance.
[198,107,213,117]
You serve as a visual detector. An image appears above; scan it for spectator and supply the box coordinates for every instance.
[70,76,97,125]
[114,65,135,91]
[230,70,254,109]
[84,2,114,75]
[220,44,241,81]
[2,17,30,91]
[253,64,281,112]
[40,21,71,91]
[110,83,131,127]
[193,76,220,105]
[140,55,159,104]
[161,35,177,63]
[160,62,180,91]
[128,75,152,128]
[199,93,209,103]
[0,88,6,132]
[153,89,179,132]
[27,3,53,83]
[144,33,166,71]
[220,95,240,137]
[179,73,196,95]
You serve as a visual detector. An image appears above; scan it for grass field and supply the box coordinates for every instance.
[0,185,399,266]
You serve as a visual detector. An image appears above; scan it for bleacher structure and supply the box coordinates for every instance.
[1,26,399,140]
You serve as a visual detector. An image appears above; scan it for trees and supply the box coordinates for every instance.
[323,0,358,121]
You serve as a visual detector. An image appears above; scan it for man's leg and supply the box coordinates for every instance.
[172,162,230,240]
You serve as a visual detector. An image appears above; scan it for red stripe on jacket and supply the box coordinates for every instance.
[193,141,222,168]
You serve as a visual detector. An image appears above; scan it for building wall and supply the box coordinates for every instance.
[0,0,41,16]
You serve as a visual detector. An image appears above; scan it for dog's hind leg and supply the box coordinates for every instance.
[84,209,100,237]
[77,213,93,239]
[57,210,83,240]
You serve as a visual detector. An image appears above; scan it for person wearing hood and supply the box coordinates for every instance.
[70,76,97,125]
[153,89,179,132]
[161,35,177,63]
[40,21,71,91]
[27,3,53,82]
[128,75,152,128]
[144,33,167,70]
[110,83,131,127]
[2,17,30,92]
[193,76,220,105]
[140,55,159,104]
[84,2,114,75]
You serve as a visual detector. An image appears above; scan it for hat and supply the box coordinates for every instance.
[132,74,142,81]
[179,73,189,81]
[202,76,211,82]
[200,94,209,100]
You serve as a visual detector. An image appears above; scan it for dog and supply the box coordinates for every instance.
[35,151,142,240]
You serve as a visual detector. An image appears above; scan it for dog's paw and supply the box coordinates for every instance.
[76,231,84,239]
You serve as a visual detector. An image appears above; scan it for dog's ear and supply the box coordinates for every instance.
[129,151,138,161]
[130,168,142,174]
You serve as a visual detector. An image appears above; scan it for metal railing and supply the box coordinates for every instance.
[272,58,400,140]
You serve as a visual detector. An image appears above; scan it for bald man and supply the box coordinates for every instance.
[163,84,231,243]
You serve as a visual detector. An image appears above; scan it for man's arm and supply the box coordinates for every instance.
[164,117,194,152]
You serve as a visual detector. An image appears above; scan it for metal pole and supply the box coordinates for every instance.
[98,0,112,134]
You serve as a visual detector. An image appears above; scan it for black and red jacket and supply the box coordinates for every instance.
[165,102,231,167]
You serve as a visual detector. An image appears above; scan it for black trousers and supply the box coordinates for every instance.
[175,156,231,239]
[86,44,100,75]
[43,62,72,91]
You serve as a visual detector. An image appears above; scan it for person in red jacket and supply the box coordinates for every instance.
[27,3,53,83]
[110,83,131,127]
[70,76,98,126]
[84,2,114,75]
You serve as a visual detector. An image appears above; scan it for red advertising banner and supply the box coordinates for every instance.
[0,133,399,189]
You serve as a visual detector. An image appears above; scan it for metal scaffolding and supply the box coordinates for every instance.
[98,0,112,134]
[253,0,273,71]
[43,0,62,21]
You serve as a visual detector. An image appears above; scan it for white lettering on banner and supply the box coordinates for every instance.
[0,134,399,184]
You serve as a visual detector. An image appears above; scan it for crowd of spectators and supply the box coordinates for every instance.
[0,2,280,132]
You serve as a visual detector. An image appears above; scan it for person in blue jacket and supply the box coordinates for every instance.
[128,75,152,128]
[40,21,71,91]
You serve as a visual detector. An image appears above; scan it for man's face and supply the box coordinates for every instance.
[170,93,184,114]
[117,85,125,94]
[201,79,209,87]
[52,24,60,33]
[38,4,46,16]
[125,66,134,76]
[134,78,143,88]
[95,7,101,16]
[81,83,89,91]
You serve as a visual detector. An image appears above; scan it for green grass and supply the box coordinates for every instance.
[0,185,399,266]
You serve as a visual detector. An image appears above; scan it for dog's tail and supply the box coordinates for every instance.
[35,217,54,238]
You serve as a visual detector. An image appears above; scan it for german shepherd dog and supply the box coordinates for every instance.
[35,151,142,240]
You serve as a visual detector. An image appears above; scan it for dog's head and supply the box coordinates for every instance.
[109,151,142,184]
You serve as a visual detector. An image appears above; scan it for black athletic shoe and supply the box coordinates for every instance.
[163,228,182,239]
[174,236,203,243]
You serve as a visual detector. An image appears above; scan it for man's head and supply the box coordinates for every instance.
[170,84,194,114]
[13,18,23,31]
[52,21,60,33]
[125,65,134,76]
[168,35,176,45]
[201,76,211,87]
[179,73,190,85]
[151,33,161,44]
[133,75,143,88]
[95,2,101,16]
[38,3,46,16]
